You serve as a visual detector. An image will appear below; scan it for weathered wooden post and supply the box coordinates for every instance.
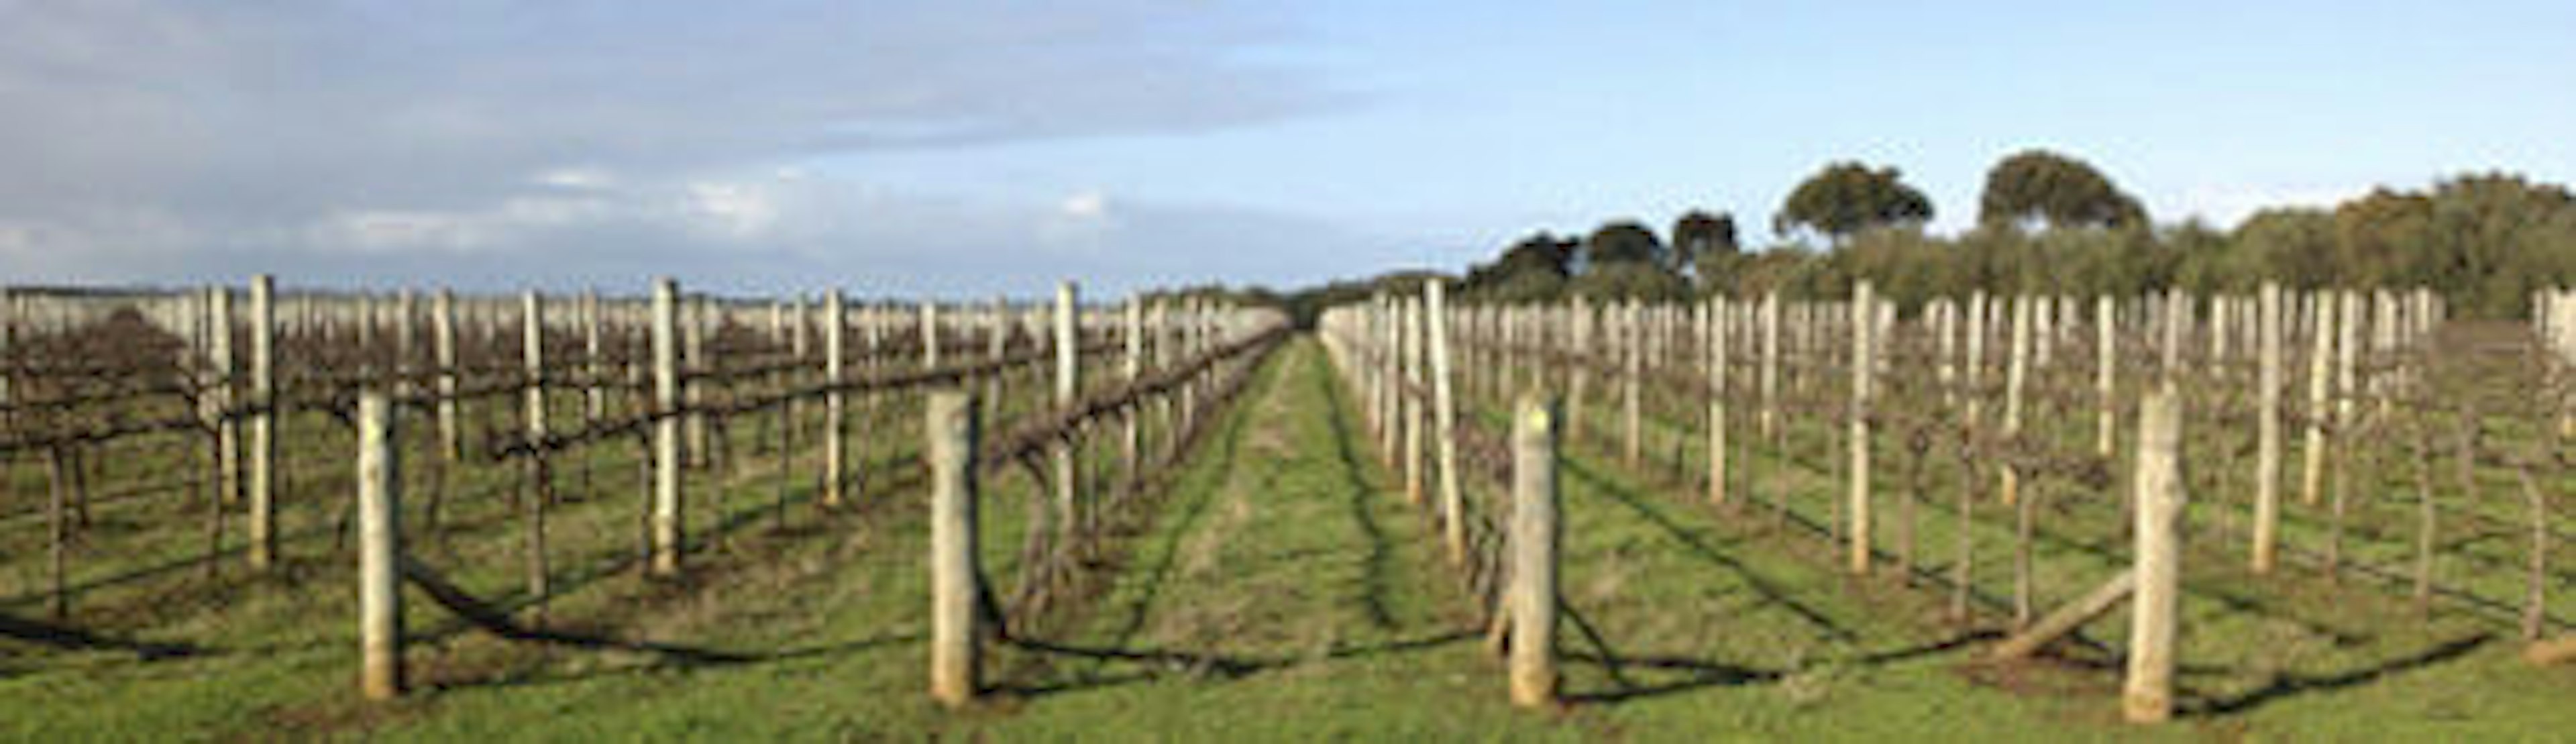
[1405,297,1427,504]
[434,289,461,462]
[1124,299,1145,486]
[928,390,982,706]
[1623,301,1644,468]
[2007,296,2034,625]
[583,290,604,424]
[2126,388,2186,725]
[2302,293,2336,506]
[1709,296,1730,505]
[248,274,278,570]
[1566,298,1589,447]
[651,279,685,576]
[1849,282,1875,575]
[521,290,551,606]
[2096,295,2116,458]
[824,289,847,507]
[210,285,240,506]
[1509,394,1560,708]
[1428,281,1467,565]
[2004,296,2031,507]
[1053,282,1081,540]
[921,300,941,370]
[684,295,709,468]
[2253,282,2286,573]
[357,392,404,700]
[1760,293,1781,437]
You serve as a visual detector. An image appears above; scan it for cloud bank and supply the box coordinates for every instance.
[0,0,1365,297]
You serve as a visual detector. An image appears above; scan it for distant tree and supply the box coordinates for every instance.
[1775,162,1935,242]
[1977,149,2146,231]
[2330,188,2435,288]
[2232,207,2339,288]
[1582,220,1667,268]
[1567,260,1690,301]
[1489,231,1578,278]
[2420,172,2576,317]
[1672,210,1740,286]
[1460,231,1570,294]
[1670,210,1738,267]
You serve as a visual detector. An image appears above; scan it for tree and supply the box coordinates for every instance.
[2232,207,2338,288]
[1483,231,1578,279]
[1774,162,1934,242]
[1566,260,1690,301]
[1670,210,1739,267]
[1582,220,1666,268]
[1672,210,1740,287]
[1977,149,2146,231]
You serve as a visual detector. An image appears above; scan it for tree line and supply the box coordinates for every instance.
[1442,150,2576,319]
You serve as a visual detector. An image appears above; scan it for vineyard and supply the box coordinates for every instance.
[1,278,2571,739]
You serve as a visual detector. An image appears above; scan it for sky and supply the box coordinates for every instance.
[3,0,2572,299]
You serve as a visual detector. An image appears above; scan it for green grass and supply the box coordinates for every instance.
[5,335,2573,741]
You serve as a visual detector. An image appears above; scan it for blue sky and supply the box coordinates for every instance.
[4,1,2571,297]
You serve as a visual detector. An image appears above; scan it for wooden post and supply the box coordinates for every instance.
[2158,290,2186,386]
[434,289,460,462]
[1966,291,1989,430]
[1992,570,2137,660]
[1849,282,1874,575]
[1709,297,1729,505]
[1053,282,1080,541]
[1566,299,1588,447]
[584,291,604,424]
[2004,295,2031,504]
[915,301,937,372]
[2006,297,2034,625]
[2252,282,2286,573]
[824,290,847,507]
[651,279,684,576]
[248,275,278,570]
[1405,297,1426,504]
[928,390,982,706]
[1760,293,1781,437]
[2302,293,2335,506]
[357,392,404,700]
[2096,295,2115,458]
[1428,282,1467,565]
[1623,301,1643,468]
[1124,299,1145,487]
[211,285,239,506]
[2126,388,2186,725]
[521,290,551,607]
[684,296,708,467]
[1509,394,1560,708]
[523,291,548,441]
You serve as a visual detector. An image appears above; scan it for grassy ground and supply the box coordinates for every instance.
[4,336,2573,741]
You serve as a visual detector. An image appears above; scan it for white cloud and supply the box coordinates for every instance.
[1060,191,1111,220]
[535,167,616,191]
[684,181,784,240]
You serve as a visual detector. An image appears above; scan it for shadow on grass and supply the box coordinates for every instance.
[1560,457,1858,643]
[1102,383,1250,651]
[2182,632,2493,719]
[0,610,204,660]
[994,629,1480,699]
[1313,348,1401,631]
